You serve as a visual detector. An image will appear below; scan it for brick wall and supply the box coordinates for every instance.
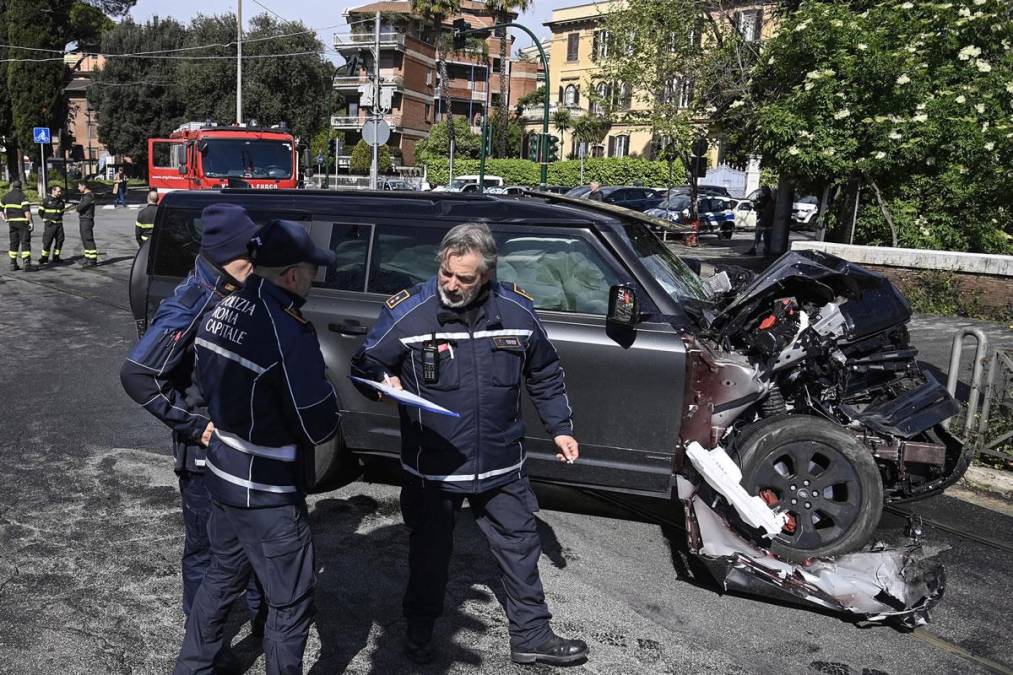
[864,265,1013,314]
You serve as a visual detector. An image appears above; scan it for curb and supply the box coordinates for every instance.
[958,464,1013,500]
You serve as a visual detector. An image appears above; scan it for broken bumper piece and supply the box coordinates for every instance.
[677,475,945,627]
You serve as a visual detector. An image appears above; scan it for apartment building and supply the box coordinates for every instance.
[525,0,775,163]
[334,0,542,167]
[60,53,109,178]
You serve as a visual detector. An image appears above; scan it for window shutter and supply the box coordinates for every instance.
[607,136,616,157]
[559,86,564,103]
[754,10,764,41]
[574,85,580,105]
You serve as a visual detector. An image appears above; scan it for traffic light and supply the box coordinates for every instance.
[545,134,559,162]
[452,19,469,50]
[527,133,541,162]
[483,124,493,156]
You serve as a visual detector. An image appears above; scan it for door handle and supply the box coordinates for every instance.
[329,321,367,336]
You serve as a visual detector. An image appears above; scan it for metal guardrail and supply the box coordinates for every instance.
[944,328,990,439]
[977,348,1013,457]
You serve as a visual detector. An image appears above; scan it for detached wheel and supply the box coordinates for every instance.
[732,415,883,562]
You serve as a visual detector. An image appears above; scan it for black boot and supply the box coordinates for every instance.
[52,253,61,264]
[22,259,35,272]
[9,258,18,271]
[511,633,589,666]
[403,621,435,665]
[38,255,48,266]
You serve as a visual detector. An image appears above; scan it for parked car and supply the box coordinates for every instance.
[432,174,505,192]
[380,178,416,191]
[587,186,663,212]
[792,195,819,227]
[132,189,966,563]
[653,185,732,198]
[537,184,572,195]
[732,198,757,230]
[565,185,593,198]
[644,194,736,238]
[487,185,530,195]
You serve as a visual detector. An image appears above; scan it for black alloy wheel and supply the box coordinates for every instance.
[732,415,884,562]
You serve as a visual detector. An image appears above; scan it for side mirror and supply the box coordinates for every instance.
[607,284,639,328]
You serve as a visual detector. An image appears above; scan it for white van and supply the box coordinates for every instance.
[431,174,505,192]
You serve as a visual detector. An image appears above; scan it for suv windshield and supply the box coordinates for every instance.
[202,139,293,179]
[658,196,690,211]
[618,222,712,303]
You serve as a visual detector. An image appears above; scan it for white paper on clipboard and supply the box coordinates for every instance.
[349,376,460,417]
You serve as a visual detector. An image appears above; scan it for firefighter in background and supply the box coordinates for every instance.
[135,188,158,246]
[3,180,34,271]
[39,185,67,266]
[75,180,98,267]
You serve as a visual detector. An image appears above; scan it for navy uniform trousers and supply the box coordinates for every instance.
[401,477,553,651]
[178,471,262,618]
[174,500,315,675]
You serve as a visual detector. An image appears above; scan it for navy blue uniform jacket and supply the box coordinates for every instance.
[351,278,573,494]
[194,275,339,507]
[120,256,241,473]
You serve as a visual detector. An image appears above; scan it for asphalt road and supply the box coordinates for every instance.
[1,205,1011,675]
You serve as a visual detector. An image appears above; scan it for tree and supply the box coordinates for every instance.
[415,117,481,162]
[488,110,523,158]
[572,115,610,181]
[514,84,544,116]
[599,0,762,219]
[411,0,461,163]
[177,14,333,141]
[88,17,187,170]
[733,0,1012,253]
[6,0,71,156]
[350,139,391,175]
[485,0,530,156]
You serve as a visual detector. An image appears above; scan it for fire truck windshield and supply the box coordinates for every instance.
[201,139,293,180]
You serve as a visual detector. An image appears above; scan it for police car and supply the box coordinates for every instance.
[131,189,967,563]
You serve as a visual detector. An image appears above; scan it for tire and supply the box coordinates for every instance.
[306,426,362,494]
[730,415,883,562]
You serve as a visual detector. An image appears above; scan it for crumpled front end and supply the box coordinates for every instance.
[676,474,946,627]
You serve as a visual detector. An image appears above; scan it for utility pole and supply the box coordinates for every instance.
[236,0,243,124]
[369,10,380,190]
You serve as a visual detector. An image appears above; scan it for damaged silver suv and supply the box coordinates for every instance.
[132,189,967,568]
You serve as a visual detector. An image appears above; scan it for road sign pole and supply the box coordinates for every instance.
[39,142,47,196]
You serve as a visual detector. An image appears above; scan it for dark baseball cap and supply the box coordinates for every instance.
[249,219,336,268]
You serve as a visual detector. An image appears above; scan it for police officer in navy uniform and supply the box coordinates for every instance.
[120,204,263,636]
[351,222,588,666]
[175,220,340,675]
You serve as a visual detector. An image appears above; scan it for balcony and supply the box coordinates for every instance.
[333,74,404,91]
[330,113,402,130]
[518,103,585,122]
[334,32,405,52]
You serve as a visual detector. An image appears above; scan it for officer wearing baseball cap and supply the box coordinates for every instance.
[175,220,339,675]
[121,204,264,635]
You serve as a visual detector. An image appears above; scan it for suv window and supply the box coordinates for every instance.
[317,222,371,292]
[368,224,444,295]
[495,232,620,314]
[150,206,309,278]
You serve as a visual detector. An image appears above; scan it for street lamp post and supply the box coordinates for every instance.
[456,21,550,189]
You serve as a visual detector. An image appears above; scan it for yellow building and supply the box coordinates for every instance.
[525,1,775,164]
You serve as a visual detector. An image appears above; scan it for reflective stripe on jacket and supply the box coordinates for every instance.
[2,190,30,222]
[120,256,242,473]
[351,279,573,494]
[195,275,340,507]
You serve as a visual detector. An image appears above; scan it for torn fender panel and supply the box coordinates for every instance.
[676,476,946,627]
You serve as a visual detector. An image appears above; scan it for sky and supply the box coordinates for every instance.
[129,0,563,63]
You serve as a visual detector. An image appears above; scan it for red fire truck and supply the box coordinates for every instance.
[148,122,298,195]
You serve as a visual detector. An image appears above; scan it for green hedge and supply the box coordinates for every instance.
[423,157,687,188]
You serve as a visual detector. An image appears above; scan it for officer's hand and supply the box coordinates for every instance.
[554,435,579,464]
[378,375,403,403]
[28,222,34,232]
[201,422,215,447]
